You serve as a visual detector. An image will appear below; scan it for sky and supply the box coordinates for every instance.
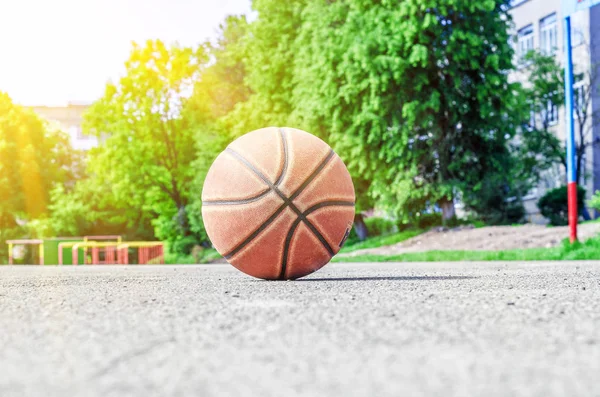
[0,0,253,106]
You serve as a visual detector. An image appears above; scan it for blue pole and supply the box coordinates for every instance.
[564,15,577,242]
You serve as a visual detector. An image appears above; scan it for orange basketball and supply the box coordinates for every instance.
[201,127,355,280]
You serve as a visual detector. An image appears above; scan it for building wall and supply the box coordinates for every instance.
[591,4,600,208]
[509,0,598,223]
[30,103,98,151]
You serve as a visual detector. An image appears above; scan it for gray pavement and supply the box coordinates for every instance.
[1,261,599,397]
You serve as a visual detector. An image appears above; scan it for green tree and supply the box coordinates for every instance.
[0,92,78,221]
[222,0,308,138]
[188,16,251,126]
[293,0,521,224]
[84,40,207,245]
[185,16,255,248]
[0,92,80,262]
[464,51,569,225]
[521,49,600,187]
[46,180,155,240]
[518,51,565,178]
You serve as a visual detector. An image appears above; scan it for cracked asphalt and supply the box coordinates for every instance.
[1,262,599,397]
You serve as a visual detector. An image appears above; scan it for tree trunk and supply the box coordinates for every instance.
[576,143,584,186]
[353,213,368,241]
[439,197,456,226]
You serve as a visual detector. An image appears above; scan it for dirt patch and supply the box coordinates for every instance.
[341,222,600,258]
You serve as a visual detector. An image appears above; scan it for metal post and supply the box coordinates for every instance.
[39,244,44,265]
[93,247,100,264]
[564,15,578,243]
[8,243,13,265]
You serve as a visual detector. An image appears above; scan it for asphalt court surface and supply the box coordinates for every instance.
[1,262,599,397]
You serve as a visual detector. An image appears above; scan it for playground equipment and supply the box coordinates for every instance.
[6,235,164,265]
[84,235,122,243]
[117,242,165,265]
[6,240,44,265]
[58,240,164,265]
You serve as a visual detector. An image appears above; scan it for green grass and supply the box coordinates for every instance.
[580,217,600,225]
[339,229,423,254]
[334,236,600,262]
[472,220,487,228]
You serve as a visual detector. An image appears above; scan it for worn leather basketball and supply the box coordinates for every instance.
[201,127,355,280]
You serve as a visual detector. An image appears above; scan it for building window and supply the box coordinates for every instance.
[510,0,529,7]
[69,126,89,140]
[517,25,534,62]
[571,26,585,47]
[76,127,88,140]
[542,98,558,126]
[528,107,536,130]
[523,104,536,131]
[540,13,557,55]
[573,75,586,118]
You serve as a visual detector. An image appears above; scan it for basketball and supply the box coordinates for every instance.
[201,127,355,280]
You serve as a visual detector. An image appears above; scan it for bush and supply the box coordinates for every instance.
[344,216,398,246]
[364,217,398,236]
[588,190,600,212]
[462,177,526,225]
[171,235,199,256]
[537,186,586,226]
[414,213,443,229]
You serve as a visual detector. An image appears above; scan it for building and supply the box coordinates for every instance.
[509,0,600,222]
[30,102,98,151]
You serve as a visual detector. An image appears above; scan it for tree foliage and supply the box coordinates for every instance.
[83,40,207,244]
[223,0,308,138]
[292,0,521,223]
[517,51,566,178]
[188,16,251,125]
[520,48,600,186]
[0,92,81,262]
[4,1,573,261]
[538,185,586,226]
[0,92,79,221]
[186,16,254,248]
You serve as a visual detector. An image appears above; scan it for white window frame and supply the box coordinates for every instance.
[571,26,585,47]
[517,25,534,62]
[539,13,557,55]
[542,98,559,126]
[525,106,536,131]
[510,0,530,7]
[573,76,585,119]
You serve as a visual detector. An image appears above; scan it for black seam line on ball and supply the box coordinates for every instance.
[202,128,288,206]
[224,202,289,259]
[230,147,335,247]
[288,150,335,201]
[303,200,355,214]
[202,188,271,206]
[223,148,333,258]
[223,148,336,260]
[274,128,288,186]
[289,205,334,256]
[279,200,355,280]
[279,217,303,279]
